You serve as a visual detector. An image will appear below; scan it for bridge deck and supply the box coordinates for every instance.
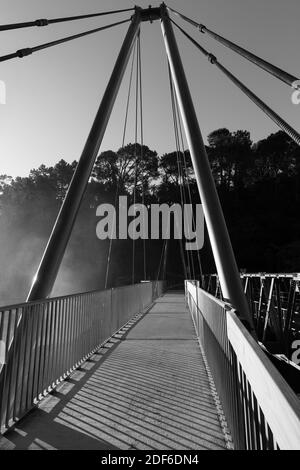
[1,292,228,450]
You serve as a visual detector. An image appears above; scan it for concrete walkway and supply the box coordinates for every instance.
[0,292,227,450]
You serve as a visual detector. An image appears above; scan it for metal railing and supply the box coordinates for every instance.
[203,273,300,358]
[186,280,300,450]
[0,281,164,434]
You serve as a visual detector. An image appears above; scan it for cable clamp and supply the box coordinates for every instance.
[208,53,217,64]
[16,48,32,58]
[198,24,206,33]
[35,19,49,27]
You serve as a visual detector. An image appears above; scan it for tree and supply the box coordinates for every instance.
[92,144,159,198]
[207,128,253,190]
[253,131,299,180]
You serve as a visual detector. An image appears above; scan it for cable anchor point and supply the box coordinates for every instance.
[208,53,217,64]
[35,19,49,27]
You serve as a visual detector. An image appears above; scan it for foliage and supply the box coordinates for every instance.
[1,129,300,303]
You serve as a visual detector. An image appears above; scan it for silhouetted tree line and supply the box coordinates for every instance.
[0,129,299,304]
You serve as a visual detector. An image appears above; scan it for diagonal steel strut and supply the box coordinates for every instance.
[160,3,255,333]
[27,8,143,301]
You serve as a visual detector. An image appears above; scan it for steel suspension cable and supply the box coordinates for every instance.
[104,39,137,289]
[172,84,204,283]
[137,33,147,281]
[170,71,196,280]
[155,210,171,287]
[168,63,193,279]
[0,18,131,63]
[154,182,173,290]
[162,238,169,282]
[172,19,300,146]
[155,238,168,288]
[121,41,137,148]
[132,34,140,285]
[167,5,300,90]
[0,7,135,32]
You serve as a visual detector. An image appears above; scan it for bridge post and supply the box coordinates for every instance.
[27,8,142,301]
[160,4,255,333]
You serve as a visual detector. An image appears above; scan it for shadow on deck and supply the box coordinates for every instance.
[0,292,227,451]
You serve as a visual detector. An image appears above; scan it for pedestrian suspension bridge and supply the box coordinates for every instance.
[1,4,300,450]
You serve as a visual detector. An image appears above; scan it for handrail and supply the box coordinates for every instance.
[227,310,300,449]
[0,281,164,434]
[185,280,300,450]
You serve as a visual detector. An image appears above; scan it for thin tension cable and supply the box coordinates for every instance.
[168,63,193,280]
[104,39,138,289]
[137,34,147,281]
[0,7,135,32]
[132,32,140,285]
[172,77,204,283]
[0,18,131,63]
[172,88,197,281]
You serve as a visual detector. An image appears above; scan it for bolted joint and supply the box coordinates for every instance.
[16,48,32,58]
[140,5,161,22]
[35,18,49,27]
[198,24,206,33]
[132,5,142,19]
[208,53,217,64]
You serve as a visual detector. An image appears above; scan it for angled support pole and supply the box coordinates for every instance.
[27,8,142,301]
[160,3,255,333]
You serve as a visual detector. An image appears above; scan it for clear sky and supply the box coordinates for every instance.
[0,0,299,177]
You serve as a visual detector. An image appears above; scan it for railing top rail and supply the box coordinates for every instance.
[0,288,107,312]
[240,273,300,280]
[0,281,154,312]
[0,279,164,435]
[227,309,300,450]
[206,273,300,280]
[185,280,230,309]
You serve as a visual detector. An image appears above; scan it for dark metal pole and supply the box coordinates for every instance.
[160,4,255,332]
[27,8,142,301]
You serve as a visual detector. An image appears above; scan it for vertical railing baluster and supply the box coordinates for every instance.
[43,301,53,393]
[74,296,80,367]
[69,296,75,371]
[26,304,39,410]
[12,308,23,421]
[7,308,20,425]
[37,302,48,398]
[83,294,88,357]
[59,298,67,380]
[88,293,93,353]
[50,299,59,388]
[0,310,14,429]
[18,305,32,416]
[5,309,19,428]
[0,310,6,431]
[66,297,72,373]
[62,298,69,377]
[32,303,43,404]
[79,295,84,360]
[85,294,89,357]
